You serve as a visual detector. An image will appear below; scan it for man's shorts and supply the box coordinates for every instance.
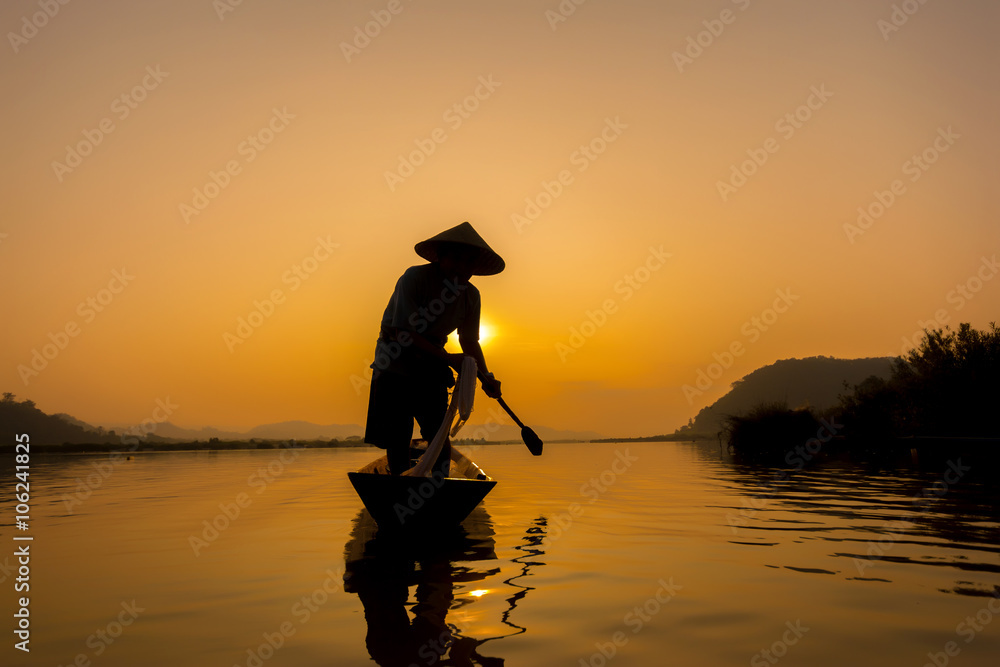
[364,369,449,450]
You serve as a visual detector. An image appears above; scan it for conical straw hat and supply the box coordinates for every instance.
[414,222,505,276]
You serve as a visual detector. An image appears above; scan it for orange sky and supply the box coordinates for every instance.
[2,0,998,437]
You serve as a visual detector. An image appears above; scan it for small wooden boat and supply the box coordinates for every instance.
[348,441,496,531]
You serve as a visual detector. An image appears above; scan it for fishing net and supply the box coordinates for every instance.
[403,356,477,478]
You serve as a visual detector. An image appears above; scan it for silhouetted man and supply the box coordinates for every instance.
[365,222,503,476]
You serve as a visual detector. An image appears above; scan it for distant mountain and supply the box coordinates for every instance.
[102,419,598,443]
[53,412,101,432]
[246,420,364,441]
[101,420,365,442]
[528,425,604,442]
[1,396,116,445]
[458,423,602,442]
[131,422,249,442]
[145,421,599,443]
[3,391,598,446]
[678,356,895,437]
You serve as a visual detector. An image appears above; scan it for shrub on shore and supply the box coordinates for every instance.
[723,401,821,458]
[727,323,999,461]
[839,322,999,439]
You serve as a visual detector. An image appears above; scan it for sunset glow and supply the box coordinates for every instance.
[1,0,997,437]
[448,320,496,350]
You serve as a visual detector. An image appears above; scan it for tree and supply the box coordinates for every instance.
[839,322,1000,437]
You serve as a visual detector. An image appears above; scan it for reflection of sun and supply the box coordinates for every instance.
[448,320,495,348]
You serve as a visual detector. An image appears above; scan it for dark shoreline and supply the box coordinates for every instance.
[2,438,596,455]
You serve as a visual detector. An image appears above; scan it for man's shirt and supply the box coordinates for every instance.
[371,263,481,378]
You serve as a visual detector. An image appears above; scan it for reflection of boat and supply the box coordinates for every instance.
[348,441,497,530]
[343,506,501,666]
[343,507,548,666]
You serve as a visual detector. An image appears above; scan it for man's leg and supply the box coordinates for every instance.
[386,443,410,476]
[365,370,415,476]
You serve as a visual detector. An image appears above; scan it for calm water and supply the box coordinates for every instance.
[2,442,999,666]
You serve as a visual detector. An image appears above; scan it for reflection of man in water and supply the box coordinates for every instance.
[343,509,549,666]
[343,509,503,666]
[365,222,504,476]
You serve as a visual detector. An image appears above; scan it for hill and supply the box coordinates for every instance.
[137,420,600,443]
[114,420,366,442]
[1,394,118,445]
[676,356,895,437]
[247,420,363,440]
[2,392,601,447]
[457,423,602,442]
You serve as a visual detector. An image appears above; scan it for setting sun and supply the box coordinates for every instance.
[448,319,495,349]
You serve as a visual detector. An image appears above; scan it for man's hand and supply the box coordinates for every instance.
[481,374,502,399]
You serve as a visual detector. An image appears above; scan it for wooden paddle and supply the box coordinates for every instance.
[477,371,542,455]
[496,397,543,456]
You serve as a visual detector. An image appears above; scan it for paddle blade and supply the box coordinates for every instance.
[521,426,543,456]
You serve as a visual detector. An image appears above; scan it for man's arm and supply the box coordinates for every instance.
[456,290,501,398]
[459,337,501,398]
